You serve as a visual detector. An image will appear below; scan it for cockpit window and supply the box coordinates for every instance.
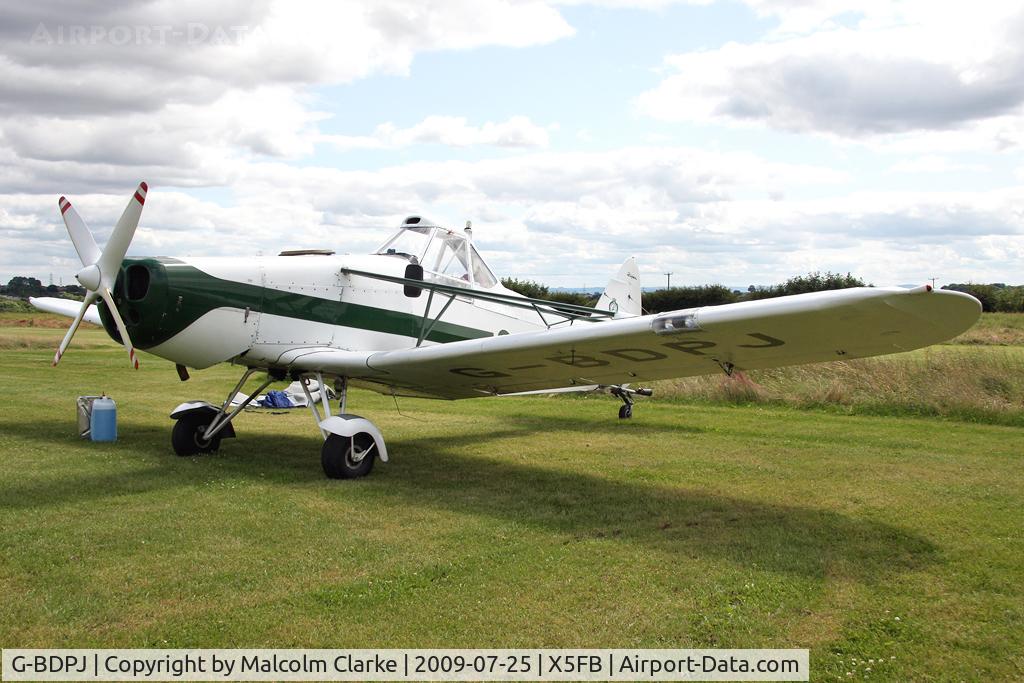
[433,235,471,282]
[377,226,431,262]
[470,245,497,288]
[375,221,498,288]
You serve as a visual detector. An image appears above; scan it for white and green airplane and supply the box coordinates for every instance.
[33,183,982,479]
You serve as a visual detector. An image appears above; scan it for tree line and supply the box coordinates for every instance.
[941,283,1024,313]
[2,276,85,298]
[502,271,872,313]
[502,273,1024,314]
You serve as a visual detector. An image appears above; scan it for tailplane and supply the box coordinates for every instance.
[597,257,642,318]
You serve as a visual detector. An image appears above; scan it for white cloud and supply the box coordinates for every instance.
[2,0,1022,291]
[1,1,573,111]
[886,156,986,175]
[636,4,1024,140]
[6,145,1019,288]
[0,0,573,196]
[322,115,552,150]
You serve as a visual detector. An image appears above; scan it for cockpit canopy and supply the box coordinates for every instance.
[375,216,498,288]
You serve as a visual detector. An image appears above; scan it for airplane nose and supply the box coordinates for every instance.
[99,258,168,347]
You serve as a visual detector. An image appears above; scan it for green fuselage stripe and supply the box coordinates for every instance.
[106,260,492,349]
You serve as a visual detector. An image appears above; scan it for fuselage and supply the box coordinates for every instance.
[100,252,544,370]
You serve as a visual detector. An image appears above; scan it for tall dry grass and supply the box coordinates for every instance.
[653,348,1024,425]
[950,312,1024,346]
[0,333,112,350]
[0,312,99,328]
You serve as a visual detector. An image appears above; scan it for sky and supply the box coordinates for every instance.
[1,0,1022,290]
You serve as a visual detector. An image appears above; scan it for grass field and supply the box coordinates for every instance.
[1,319,1022,681]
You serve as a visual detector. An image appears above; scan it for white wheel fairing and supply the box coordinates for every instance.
[170,400,218,418]
[319,414,389,462]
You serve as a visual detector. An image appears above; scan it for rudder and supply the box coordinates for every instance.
[597,256,642,317]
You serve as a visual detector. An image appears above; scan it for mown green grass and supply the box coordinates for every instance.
[1,323,1022,681]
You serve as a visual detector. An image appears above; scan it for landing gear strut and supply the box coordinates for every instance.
[298,372,389,479]
[609,385,653,419]
[169,367,274,456]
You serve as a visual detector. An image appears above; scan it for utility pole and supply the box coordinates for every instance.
[664,272,673,290]
[929,277,938,289]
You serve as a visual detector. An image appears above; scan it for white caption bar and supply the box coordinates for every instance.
[2,649,807,681]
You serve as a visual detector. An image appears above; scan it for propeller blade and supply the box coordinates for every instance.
[53,183,147,370]
[52,290,98,366]
[99,287,139,370]
[59,196,101,266]
[98,181,147,284]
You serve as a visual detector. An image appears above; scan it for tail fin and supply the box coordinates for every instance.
[597,257,642,318]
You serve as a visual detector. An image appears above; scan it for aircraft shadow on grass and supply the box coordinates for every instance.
[0,416,937,583]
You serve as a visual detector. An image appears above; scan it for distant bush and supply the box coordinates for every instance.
[2,276,87,299]
[2,276,44,297]
[943,283,1024,313]
[501,277,597,306]
[943,283,999,311]
[747,271,868,300]
[0,298,35,313]
[643,285,738,313]
[501,277,549,299]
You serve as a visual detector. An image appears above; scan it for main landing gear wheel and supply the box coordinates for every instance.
[618,403,633,419]
[172,413,222,456]
[321,432,376,479]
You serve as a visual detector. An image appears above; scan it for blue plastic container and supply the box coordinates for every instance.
[90,395,117,442]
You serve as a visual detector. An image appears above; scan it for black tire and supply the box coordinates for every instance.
[171,413,223,456]
[618,404,633,419]
[321,432,376,479]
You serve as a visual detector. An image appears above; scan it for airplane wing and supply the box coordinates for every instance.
[29,296,102,325]
[290,286,980,400]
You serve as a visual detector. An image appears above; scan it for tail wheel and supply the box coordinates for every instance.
[172,413,222,456]
[618,403,633,419]
[321,432,376,479]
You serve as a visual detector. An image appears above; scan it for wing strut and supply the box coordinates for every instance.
[416,288,457,347]
[340,267,616,325]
